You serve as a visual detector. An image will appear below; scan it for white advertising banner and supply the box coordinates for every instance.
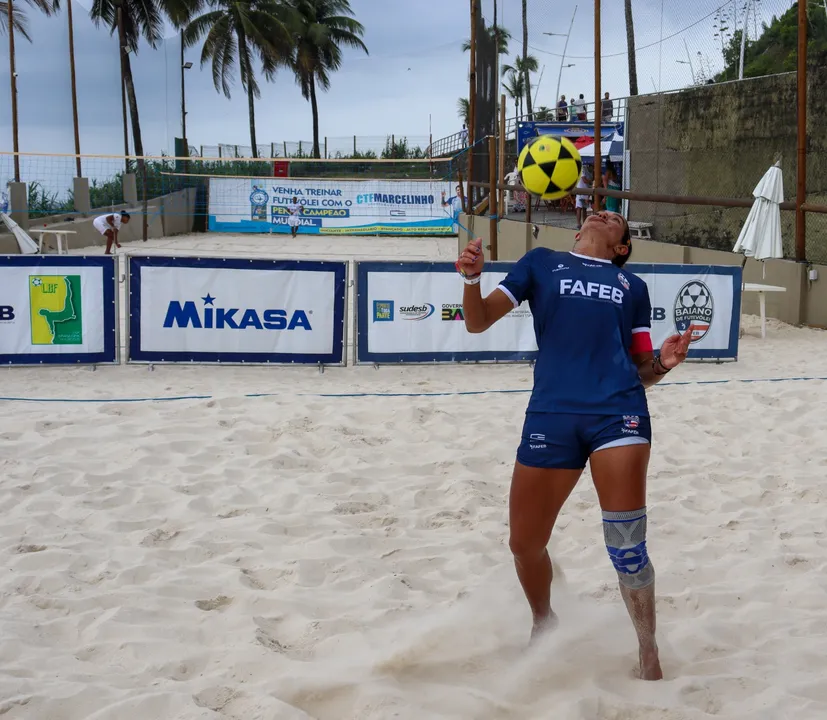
[356,262,741,364]
[0,256,117,365]
[128,256,346,364]
[356,262,537,363]
[208,177,458,236]
[628,263,741,359]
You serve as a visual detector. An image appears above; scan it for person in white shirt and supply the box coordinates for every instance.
[92,211,130,255]
[287,197,303,238]
[575,170,591,228]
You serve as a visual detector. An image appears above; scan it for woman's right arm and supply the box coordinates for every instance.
[462,283,516,333]
[457,238,532,333]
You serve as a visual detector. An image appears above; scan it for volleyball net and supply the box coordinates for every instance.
[0,152,464,236]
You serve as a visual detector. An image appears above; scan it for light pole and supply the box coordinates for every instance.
[544,4,578,111]
[181,41,192,146]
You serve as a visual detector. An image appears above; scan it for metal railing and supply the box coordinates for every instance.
[428,97,629,158]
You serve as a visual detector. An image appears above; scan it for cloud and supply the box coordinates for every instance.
[0,0,794,160]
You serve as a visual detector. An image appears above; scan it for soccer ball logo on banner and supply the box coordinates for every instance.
[517,135,582,200]
[674,281,714,343]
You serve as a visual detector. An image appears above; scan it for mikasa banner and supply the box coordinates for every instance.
[128,256,347,364]
[356,261,741,364]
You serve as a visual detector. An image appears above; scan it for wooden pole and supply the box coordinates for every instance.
[498,93,506,217]
[67,0,82,177]
[489,134,498,260]
[795,0,807,261]
[468,0,478,209]
[7,0,20,182]
[458,169,467,216]
[593,0,602,210]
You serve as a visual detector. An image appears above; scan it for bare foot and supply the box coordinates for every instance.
[529,612,559,644]
[637,647,663,681]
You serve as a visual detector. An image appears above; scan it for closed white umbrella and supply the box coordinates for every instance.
[0,212,39,254]
[733,161,784,277]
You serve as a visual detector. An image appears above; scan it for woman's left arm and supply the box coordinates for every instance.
[633,325,694,389]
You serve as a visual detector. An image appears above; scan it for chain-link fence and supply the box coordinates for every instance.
[191,136,432,161]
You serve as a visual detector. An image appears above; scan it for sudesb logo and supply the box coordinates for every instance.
[399,304,435,320]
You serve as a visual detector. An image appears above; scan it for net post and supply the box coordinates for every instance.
[458,169,467,216]
[796,0,807,261]
[593,0,602,210]
[489,135,498,261]
[353,136,357,155]
[468,0,478,209]
[324,137,328,159]
[498,93,506,218]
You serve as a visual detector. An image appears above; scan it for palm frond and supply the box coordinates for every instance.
[0,0,33,41]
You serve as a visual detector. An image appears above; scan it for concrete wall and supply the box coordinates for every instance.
[460,215,827,328]
[0,188,197,254]
[626,69,827,263]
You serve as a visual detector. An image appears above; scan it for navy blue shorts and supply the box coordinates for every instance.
[516,412,652,470]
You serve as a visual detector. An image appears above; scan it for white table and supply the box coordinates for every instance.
[30,228,77,255]
[742,283,787,339]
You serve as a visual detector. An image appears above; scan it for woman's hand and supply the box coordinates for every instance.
[456,237,484,277]
[659,325,694,369]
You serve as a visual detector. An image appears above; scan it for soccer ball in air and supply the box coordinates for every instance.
[517,135,582,200]
[680,283,710,309]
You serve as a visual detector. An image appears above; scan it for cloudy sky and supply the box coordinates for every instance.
[0,0,794,159]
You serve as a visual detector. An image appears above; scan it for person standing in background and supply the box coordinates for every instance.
[604,164,622,213]
[92,211,130,255]
[602,92,614,122]
[557,96,568,121]
[287,197,303,238]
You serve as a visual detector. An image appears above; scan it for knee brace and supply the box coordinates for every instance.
[602,508,654,589]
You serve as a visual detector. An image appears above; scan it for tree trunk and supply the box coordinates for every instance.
[67,0,82,177]
[624,0,638,96]
[309,75,321,159]
[522,0,532,118]
[247,83,258,158]
[121,47,148,240]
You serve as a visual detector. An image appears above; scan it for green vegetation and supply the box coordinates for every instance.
[717,2,827,81]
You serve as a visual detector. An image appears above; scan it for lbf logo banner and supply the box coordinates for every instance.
[127,256,347,365]
[0,256,117,365]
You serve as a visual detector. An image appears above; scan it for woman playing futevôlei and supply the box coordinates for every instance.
[456,211,694,680]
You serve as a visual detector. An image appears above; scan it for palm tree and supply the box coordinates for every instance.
[503,70,524,118]
[90,0,158,161]
[1,0,54,39]
[457,97,470,126]
[625,0,638,95]
[502,54,537,118]
[462,24,510,55]
[3,0,57,181]
[185,0,295,157]
[521,0,531,117]
[285,0,368,159]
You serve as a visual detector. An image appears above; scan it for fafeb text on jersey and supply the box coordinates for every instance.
[498,249,654,417]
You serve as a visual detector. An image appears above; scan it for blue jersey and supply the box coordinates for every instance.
[498,249,652,417]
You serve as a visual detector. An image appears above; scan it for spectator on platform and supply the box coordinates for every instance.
[574,94,588,121]
[557,95,568,121]
[569,94,578,121]
[461,124,469,147]
[602,92,613,122]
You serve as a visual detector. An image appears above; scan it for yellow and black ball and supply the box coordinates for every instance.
[517,135,582,200]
